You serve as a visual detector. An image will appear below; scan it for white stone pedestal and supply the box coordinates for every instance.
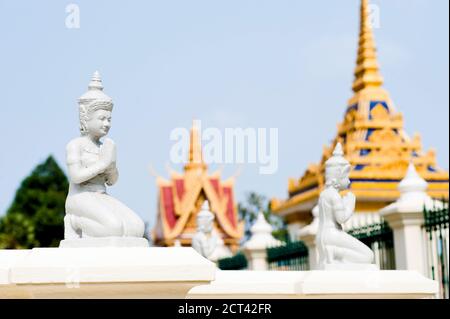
[0,247,216,299]
[187,270,438,299]
[321,264,379,271]
[59,237,149,248]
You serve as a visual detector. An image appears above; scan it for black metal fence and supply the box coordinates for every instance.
[266,241,309,271]
[423,202,449,299]
[348,220,396,270]
[218,252,248,270]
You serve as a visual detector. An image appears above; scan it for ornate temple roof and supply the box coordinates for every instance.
[153,122,244,246]
[272,0,449,216]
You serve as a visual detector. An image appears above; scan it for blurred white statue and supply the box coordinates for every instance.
[192,201,231,261]
[316,143,375,269]
[208,232,232,262]
[61,72,146,247]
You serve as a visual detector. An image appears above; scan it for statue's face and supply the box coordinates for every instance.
[337,165,351,190]
[338,175,351,190]
[198,217,213,233]
[86,109,111,139]
[204,219,213,233]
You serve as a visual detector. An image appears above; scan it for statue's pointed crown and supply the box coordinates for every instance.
[325,143,350,168]
[88,71,103,90]
[78,71,113,107]
[197,200,214,220]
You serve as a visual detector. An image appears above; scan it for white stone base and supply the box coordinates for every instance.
[321,263,379,271]
[1,248,438,299]
[187,270,438,299]
[0,247,216,299]
[59,237,149,248]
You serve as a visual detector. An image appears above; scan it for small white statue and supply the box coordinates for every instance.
[62,72,145,243]
[316,143,375,269]
[192,201,223,260]
[208,233,232,262]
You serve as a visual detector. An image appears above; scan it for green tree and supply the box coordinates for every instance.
[0,156,68,248]
[0,213,37,249]
[238,192,288,243]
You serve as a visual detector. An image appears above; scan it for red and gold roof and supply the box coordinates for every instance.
[153,122,244,247]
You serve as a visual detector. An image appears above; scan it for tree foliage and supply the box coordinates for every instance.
[0,156,68,248]
[238,192,288,243]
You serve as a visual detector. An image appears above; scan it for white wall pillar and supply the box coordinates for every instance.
[300,233,318,270]
[298,205,319,270]
[382,211,426,274]
[287,222,303,242]
[243,212,281,271]
[380,163,443,276]
[243,248,270,271]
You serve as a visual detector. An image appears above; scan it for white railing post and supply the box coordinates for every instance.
[381,163,443,276]
[298,205,319,270]
[243,212,281,271]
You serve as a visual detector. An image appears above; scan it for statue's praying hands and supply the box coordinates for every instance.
[100,138,118,186]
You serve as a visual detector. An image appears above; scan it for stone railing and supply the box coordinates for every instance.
[0,246,439,299]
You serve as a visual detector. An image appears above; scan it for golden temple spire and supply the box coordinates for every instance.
[352,0,384,93]
[185,120,207,172]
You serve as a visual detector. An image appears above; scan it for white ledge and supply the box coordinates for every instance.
[187,270,438,299]
[59,237,149,248]
[0,247,216,298]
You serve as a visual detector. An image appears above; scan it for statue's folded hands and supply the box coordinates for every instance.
[105,164,119,186]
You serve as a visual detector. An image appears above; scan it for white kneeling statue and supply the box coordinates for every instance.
[192,201,231,262]
[316,143,375,269]
[60,71,147,247]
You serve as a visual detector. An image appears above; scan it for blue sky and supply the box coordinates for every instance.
[0,0,448,227]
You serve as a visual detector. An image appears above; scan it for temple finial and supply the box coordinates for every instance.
[352,0,384,93]
[185,120,207,172]
[88,71,103,91]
